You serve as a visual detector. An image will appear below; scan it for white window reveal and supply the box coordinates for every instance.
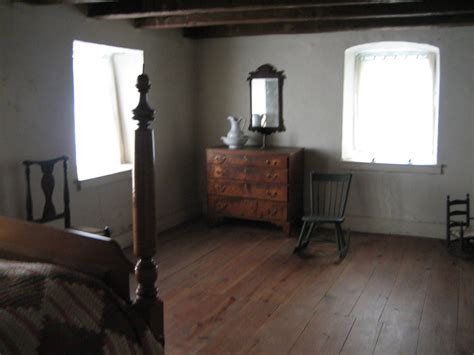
[72,40,144,181]
[342,42,440,166]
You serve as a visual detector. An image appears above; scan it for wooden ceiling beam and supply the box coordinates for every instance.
[16,0,115,4]
[183,13,474,38]
[87,0,422,20]
[135,2,474,29]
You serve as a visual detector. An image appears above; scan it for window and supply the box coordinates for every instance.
[342,42,440,165]
[73,40,144,181]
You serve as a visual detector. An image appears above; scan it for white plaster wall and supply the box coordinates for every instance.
[0,3,200,245]
[195,26,474,239]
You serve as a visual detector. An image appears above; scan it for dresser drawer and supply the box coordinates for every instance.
[208,179,288,202]
[208,196,287,221]
[208,165,288,184]
[207,151,287,169]
[206,147,304,235]
[208,196,258,219]
[257,201,287,221]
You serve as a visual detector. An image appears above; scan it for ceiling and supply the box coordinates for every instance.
[20,0,474,38]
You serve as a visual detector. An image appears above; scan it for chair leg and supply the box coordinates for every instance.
[335,224,342,251]
[294,221,308,253]
[302,222,316,249]
[294,221,314,254]
[336,223,349,258]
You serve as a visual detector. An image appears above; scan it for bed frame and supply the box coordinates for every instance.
[0,73,164,346]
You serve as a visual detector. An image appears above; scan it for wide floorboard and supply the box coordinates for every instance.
[140,221,474,354]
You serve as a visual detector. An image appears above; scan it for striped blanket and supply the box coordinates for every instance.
[0,260,163,355]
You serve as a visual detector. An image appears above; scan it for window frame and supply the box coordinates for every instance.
[341,41,440,167]
[72,40,143,182]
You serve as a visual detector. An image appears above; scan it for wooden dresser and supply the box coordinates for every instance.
[206,147,304,235]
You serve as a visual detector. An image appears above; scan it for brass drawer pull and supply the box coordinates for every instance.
[265,159,279,166]
[266,191,278,198]
[267,208,278,216]
[214,168,223,177]
[266,173,278,180]
[214,155,226,164]
[243,155,248,161]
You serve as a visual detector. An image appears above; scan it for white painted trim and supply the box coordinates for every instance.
[74,166,132,190]
[156,202,202,234]
[344,214,444,239]
[114,201,203,249]
[330,160,444,175]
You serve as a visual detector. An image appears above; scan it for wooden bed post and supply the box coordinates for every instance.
[132,73,164,346]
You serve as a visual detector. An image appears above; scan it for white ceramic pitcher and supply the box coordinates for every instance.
[221,116,248,149]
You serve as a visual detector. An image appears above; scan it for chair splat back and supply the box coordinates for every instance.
[23,156,71,228]
[310,172,352,219]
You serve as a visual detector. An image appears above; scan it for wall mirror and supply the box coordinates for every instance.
[248,64,285,147]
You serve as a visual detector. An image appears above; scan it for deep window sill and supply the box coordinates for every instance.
[74,164,132,190]
[330,160,444,175]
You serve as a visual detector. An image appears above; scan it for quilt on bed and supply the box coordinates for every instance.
[0,260,163,355]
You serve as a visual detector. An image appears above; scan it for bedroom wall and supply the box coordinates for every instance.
[0,3,200,245]
[195,26,474,239]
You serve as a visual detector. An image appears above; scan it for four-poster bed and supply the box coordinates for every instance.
[0,73,164,353]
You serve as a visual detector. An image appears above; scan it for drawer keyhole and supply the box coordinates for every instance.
[216,185,227,193]
[216,202,228,211]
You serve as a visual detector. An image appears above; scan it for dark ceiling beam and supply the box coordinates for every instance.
[183,13,474,39]
[88,0,422,19]
[135,2,474,29]
[17,0,115,4]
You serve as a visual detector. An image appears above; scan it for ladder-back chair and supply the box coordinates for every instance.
[446,194,474,257]
[294,172,352,257]
[23,156,110,237]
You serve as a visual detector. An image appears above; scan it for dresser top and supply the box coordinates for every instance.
[207,146,303,155]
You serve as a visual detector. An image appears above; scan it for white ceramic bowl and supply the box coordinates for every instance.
[221,135,248,149]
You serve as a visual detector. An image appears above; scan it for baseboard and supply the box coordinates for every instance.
[114,230,133,249]
[155,202,202,234]
[344,215,445,239]
[115,201,202,249]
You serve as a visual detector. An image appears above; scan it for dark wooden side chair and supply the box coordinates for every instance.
[294,172,352,258]
[446,194,474,256]
[23,156,111,237]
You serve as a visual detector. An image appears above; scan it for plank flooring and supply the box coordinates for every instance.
[134,221,474,354]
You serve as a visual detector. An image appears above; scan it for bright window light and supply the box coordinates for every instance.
[73,40,144,181]
[342,42,440,165]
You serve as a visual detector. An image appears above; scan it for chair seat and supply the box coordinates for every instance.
[302,215,345,223]
[451,226,474,238]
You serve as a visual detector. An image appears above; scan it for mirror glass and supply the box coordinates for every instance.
[248,64,285,141]
[251,78,279,128]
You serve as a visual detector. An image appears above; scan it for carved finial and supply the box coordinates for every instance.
[133,73,155,129]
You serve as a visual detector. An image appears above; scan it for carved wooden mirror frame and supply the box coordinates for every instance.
[247,64,286,136]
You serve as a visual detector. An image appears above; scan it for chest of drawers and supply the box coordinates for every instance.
[206,147,304,235]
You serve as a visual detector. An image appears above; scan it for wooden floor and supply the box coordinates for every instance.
[147,221,474,354]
